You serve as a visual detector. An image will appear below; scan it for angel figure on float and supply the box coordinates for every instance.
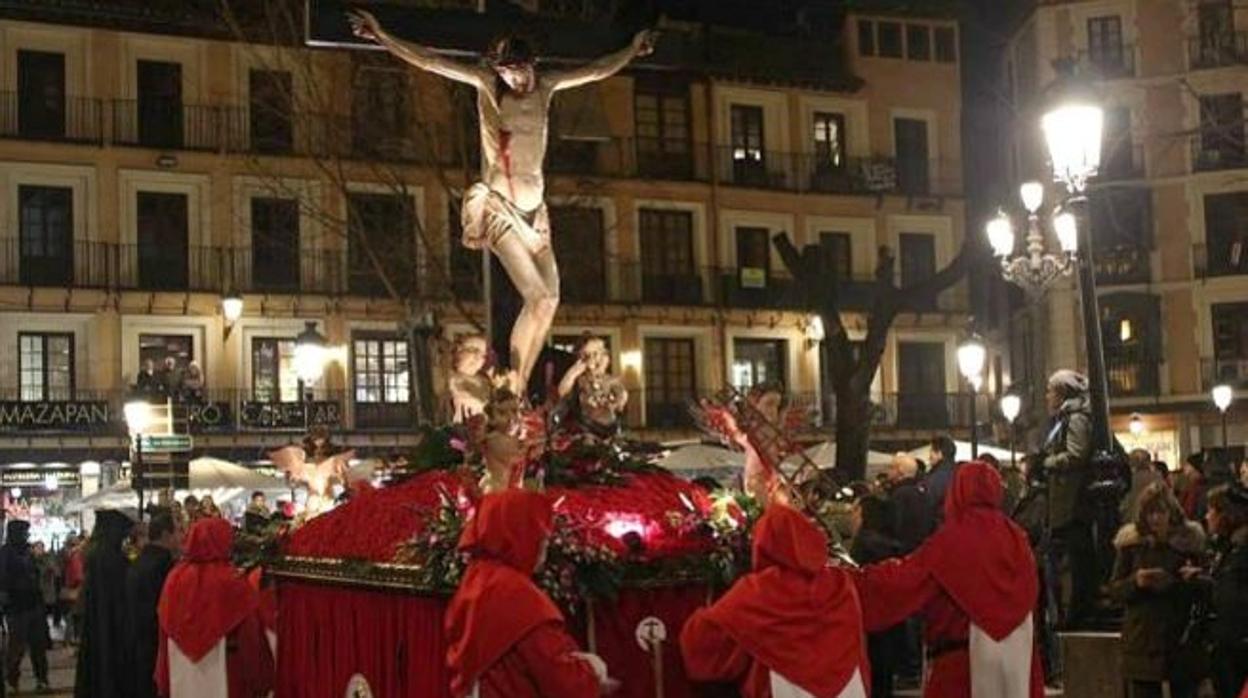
[349,8,656,395]
[268,432,357,519]
[557,334,628,440]
[448,333,492,423]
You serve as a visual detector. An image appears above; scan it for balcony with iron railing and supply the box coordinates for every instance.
[1203,357,1248,390]
[1188,32,1248,70]
[1094,245,1151,285]
[1191,136,1248,172]
[0,91,103,144]
[1193,243,1248,279]
[712,148,962,197]
[1076,44,1136,79]
[1105,348,1161,398]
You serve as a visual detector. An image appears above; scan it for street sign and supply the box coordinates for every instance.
[137,434,192,453]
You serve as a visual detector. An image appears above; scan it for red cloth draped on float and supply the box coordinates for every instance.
[156,518,274,698]
[852,462,1042,698]
[445,489,602,698]
[681,504,868,697]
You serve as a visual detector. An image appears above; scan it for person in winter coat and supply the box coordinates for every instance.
[681,503,869,697]
[128,514,181,698]
[1,521,50,693]
[851,495,907,698]
[1182,483,1248,698]
[1038,369,1097,629]
[853,461,1044,698]
[884,453,934,553]
[445,490,613,698]
[1107,482,1205,698]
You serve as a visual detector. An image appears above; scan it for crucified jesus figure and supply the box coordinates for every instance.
[349,10,656,394]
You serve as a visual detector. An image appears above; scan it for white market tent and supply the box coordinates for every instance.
[657,441,895,483]
[907,440,1014,465]
[66,457,291,514]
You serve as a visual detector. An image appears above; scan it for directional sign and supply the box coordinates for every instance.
[137,434,192,453]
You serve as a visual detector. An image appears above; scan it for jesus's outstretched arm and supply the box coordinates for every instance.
[348,9,490,88]
[548,29,657,91]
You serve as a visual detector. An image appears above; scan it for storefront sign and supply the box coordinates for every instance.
[0,469,81,488]
[239,400,342,430]
[185,401,233,431]
[0,401,112,432]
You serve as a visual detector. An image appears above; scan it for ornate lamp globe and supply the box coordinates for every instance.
[957,334,987,385]
[1041,66,1104,193]
[294,321,329,384]
[1000,394,1022,424]
[1212,384,1234,413]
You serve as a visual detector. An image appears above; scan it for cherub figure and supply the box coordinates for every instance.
[479,388,526,494]
[448,333,493,422]
[557,335,628,438]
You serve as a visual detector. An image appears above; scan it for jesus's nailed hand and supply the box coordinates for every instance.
[633,29,659,57]
[347,9,381,42]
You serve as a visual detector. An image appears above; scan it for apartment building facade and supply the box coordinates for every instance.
[0,0,971,497]
[1005,0,1247,466]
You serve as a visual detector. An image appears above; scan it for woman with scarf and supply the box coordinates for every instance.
[155,518,273,697]
[852,461,1042,698]
[679,503,869,697]
[1108,482,1205,698]
[445,489,613,697]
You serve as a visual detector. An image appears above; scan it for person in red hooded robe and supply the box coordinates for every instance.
[155,518,274,698]
[679,503,870,698]
[852,461,1042,698]
[445,489,613,697]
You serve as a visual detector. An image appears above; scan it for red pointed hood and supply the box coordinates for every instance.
[159,518,259,661]
[696,505,867,697]
[923,461,1038,640]
[445,490,563,697]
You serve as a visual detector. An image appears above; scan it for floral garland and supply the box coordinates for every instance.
[389,481,757,610]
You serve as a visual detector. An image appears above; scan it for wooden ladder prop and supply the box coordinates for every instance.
[710,386,822,511]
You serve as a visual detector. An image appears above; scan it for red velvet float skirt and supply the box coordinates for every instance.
[276,581,709,698]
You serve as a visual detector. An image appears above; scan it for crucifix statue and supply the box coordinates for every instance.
[349,10,656,394]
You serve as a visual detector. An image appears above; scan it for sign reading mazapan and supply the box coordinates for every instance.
[0,401,112,432]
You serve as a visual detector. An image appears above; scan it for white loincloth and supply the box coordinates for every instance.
[968,613,1033,698]
[770,667,867,698]
[169,638,228,698]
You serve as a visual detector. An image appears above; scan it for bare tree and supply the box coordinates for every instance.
[773,233,979,482]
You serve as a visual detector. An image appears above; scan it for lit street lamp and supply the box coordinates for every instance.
[124,399,152,520]
[1000,393,1021,470]
[1129,412,1145,437]
[1213,383,1234,451]
[958,334,987,458]
[1041,69,1117,476]
[295,321,329,428]
[989,65,1118,478]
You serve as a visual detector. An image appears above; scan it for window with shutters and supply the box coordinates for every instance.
[347,192,415,297]
[640,209,698,303]
[252,337,298,402]
[19,333,73,401]
[635,80,692,179]
[353,333,412,428]
[644,337,696,427]
[1202,192,1248,276]
[1197,93,1246,170]
[251,197,300,291]
[906,24,931,61]
[18,185,73,286]
[731,338,787,391]
[250,69,293,153]
[730,105,766,185]
[551,206,607,302]
[1086,16,1125,74]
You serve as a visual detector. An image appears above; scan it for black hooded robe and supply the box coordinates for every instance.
[127,545,174,698]
[73,511,134,698]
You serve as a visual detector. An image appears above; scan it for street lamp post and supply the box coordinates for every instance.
[958,334,987,459]
[1001,393,1022,470]
[294,321,329,431]
[1040,70,1117,466]
[1213,384,1234,451]
[124,399,152,520]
